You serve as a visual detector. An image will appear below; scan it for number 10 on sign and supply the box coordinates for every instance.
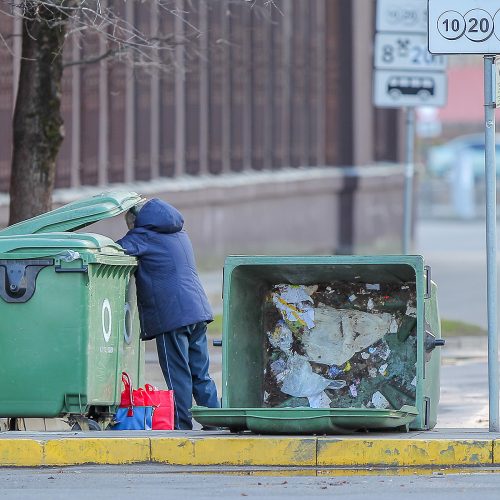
[428,1,500,54]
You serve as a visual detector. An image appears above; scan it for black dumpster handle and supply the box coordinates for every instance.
[424,265,431,299]
[0,259,53,303]
[213,339,222,347]
[55,264,88,273]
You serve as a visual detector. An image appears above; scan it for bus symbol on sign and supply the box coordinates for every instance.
[373,70,447,108]
[387,76,435,100]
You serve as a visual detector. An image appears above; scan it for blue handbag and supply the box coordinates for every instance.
[112,406,153,430]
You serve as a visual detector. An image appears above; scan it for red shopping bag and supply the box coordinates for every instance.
[120,372,174,430]
[143,383,175,430]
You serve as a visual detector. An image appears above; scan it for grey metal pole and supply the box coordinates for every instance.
[403,107,416,254]
[484,55,499,432]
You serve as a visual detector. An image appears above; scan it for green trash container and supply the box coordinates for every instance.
[0,191,145,420]
[192,255,444,434]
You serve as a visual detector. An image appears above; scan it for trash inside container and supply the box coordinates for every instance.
[0,191,145,420]
[192,255,443,434]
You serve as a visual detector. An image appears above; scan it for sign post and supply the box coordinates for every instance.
[429,0,500,432]
[403,108,416,256]
[374,0,447,254]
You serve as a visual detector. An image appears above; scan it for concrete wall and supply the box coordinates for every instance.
[0,165,406,269]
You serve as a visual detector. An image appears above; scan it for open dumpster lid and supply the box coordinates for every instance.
[0,191,144,236]
[0,232,124,256]
[191,406,419,434]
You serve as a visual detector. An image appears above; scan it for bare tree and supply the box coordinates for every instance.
[2,0,195,224]
[1,0,272,224]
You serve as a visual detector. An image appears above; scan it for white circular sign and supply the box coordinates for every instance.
[123,303,132,345]
[464,9,494,43]
[102,298,112,343]
[494,10,500,41]
[437,11,466,40]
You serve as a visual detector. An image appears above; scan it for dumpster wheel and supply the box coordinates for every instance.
[69,415,102,431]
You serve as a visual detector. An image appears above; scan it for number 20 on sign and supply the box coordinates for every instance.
[428,1,500,54]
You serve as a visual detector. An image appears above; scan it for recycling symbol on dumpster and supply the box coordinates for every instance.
[102,298,112,343]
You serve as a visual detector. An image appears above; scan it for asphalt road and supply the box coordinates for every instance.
[1,465,500,499]
[415,218,493,329]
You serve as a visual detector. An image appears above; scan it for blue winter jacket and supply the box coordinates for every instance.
[116,198,213,340]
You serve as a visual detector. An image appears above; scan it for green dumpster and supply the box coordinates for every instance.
[192,255,444,434]
[0,191,145,420]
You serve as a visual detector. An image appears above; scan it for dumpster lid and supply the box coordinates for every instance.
[0,232,124,255]
[0,191,145,236]
[191,406,419,435]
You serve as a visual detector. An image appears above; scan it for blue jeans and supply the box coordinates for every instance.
[155,322,219,430]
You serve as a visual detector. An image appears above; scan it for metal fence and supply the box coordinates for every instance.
[0,0,399,193]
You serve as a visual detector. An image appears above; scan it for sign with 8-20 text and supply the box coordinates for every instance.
[375,33,446,70]
[428,0,500,54]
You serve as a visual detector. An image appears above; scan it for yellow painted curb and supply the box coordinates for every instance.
[493,439,500,464]
[44,438,151,466]
[0,436,497,468]
[151,436,317,466]
[317,438,494,467]
[0,439,44,466]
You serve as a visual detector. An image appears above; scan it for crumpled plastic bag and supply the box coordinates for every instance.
[307,391,331,408]
[280,354,332,398]
[302,306,395,366]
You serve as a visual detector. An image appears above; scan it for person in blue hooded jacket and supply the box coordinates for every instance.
[117,198,219,430]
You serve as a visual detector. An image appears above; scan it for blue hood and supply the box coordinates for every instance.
[135,198,184,234]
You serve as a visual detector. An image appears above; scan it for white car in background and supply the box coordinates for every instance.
[426,133,500,179]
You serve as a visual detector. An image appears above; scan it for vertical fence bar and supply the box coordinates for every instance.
[174,0,186,177]
[150,0,161,179]
[242,3,252,170]
[98,0,109,187]
[12,7,22,105]
[70,31,81,188]
[199,0,209,175]
[316,0,326,166]
[484,55,499,432]
[301,0,310,167]
[263,4,273,169]
[124,0,136,183]
[281,1,292,167]
[220,0,231,173]
[402,107,415,255]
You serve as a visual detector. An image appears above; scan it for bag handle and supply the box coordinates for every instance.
[144,383,166,407]
[122,372,134,414]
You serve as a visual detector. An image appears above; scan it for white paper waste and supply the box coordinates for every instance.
[272,286,315,329]
[267,320,293,352]
[275,284,313,304]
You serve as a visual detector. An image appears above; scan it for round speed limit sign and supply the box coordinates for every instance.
[429,1,500,54]
[437,11,466,40]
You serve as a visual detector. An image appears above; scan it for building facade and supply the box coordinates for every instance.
[0,0,404,261]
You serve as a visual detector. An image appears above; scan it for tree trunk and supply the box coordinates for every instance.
[8,3,70,225]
